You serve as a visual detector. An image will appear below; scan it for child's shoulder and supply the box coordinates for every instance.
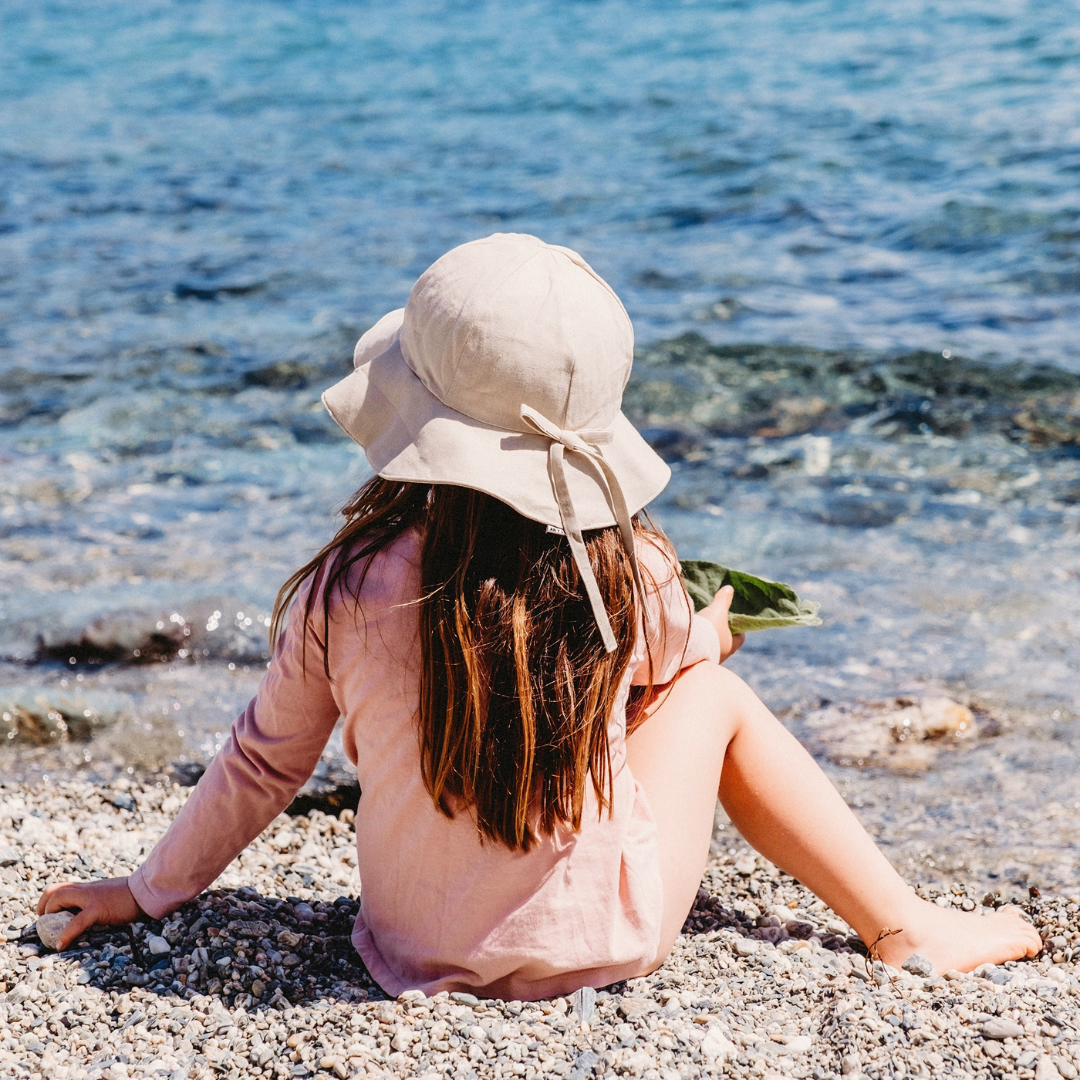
[635,530,680,585]
[314,527,422,611]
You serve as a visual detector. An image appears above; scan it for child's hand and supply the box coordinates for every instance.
[37,877,144,950]
[698,584,746,663]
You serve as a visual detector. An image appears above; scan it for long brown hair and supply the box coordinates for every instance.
[271,476,660,851]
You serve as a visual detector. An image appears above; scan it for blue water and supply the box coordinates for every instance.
[2,0,1080,853]
[4,0,1080,363]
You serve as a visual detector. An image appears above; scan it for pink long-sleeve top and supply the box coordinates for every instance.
[129,530,720,1000]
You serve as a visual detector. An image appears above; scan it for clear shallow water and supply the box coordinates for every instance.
[2,1,1080,879]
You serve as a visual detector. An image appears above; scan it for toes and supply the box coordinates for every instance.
[996,904,1025,918]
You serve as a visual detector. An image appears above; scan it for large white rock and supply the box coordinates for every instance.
[36,911,74,951]
[700,1026,736,1063]
[1036,1057,1063,1080]
[982,1017,1025,1039]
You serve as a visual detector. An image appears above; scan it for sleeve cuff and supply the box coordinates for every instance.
[127,864,177,921]
[688,613,722,667]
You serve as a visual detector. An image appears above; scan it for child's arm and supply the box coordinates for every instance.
[128,588,341,919]
[633,537,743,688]
[38,577,341,943]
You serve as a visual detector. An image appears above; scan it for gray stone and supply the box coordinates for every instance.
[570,985,596,1023]
[569,1049,599,1079]
[830,953,854,977]
[734,937,759,956]
[4,779,1080,1080]
[901,952,934,977]
[617,996,654,1019]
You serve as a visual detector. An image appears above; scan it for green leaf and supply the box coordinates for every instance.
[679,560,822,633]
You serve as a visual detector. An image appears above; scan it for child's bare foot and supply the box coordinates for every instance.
[872,898,1042,974]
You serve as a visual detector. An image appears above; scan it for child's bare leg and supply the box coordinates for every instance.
[624,664,740,967]
[626,662,1042,974]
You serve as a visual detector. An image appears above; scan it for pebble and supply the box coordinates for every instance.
[571,984,596,1022]
[3,777,1080,1080]
[34,911,73,951]
[700,1025,736,1061]
[983,1017,1027,1039]
[901,952,934,977]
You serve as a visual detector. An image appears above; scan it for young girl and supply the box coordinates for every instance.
[39,233,1040,999]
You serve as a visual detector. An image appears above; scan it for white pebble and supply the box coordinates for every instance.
[35,911,74,951]
[146,934,171,955]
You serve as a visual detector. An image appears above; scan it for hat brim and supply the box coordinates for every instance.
[323,313,670,531]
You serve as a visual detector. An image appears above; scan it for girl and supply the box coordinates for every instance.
[39,234,1040,999]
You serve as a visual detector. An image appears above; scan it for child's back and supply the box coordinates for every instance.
[131,525,718,999]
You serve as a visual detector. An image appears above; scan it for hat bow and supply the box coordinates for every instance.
[520,404,647,652]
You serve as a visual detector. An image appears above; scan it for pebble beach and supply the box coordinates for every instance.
[5,2,1080,1079]
[4,779,1080,1080]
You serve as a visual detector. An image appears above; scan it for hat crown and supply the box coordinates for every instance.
[400,234,633,433]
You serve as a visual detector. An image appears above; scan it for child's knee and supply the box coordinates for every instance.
[681,661,751,737]
[685,659,749,703]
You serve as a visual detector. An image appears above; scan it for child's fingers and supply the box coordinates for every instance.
[37,881,78,916]
[700,586,734,631]
[56,908,98,951]
[41,882,89,915]
[702,586,735,658]
[705,584,735,615]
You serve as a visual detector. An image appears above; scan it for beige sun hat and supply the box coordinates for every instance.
[322,232,671,651]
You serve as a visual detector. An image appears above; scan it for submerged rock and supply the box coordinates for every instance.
[33,599,273,667]
[36,610,193,665]
[796,695,981,772]
[0,688,125,746]
[625,333,1080,453]
[896,697,975,741]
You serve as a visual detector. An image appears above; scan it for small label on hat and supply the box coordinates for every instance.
[545,524,566,536]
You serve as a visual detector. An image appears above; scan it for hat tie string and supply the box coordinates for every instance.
[520,404,646,653]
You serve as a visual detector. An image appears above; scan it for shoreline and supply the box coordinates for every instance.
[3,779,1079,1080]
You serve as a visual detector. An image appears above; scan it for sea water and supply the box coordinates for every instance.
[2,0,1079,886]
